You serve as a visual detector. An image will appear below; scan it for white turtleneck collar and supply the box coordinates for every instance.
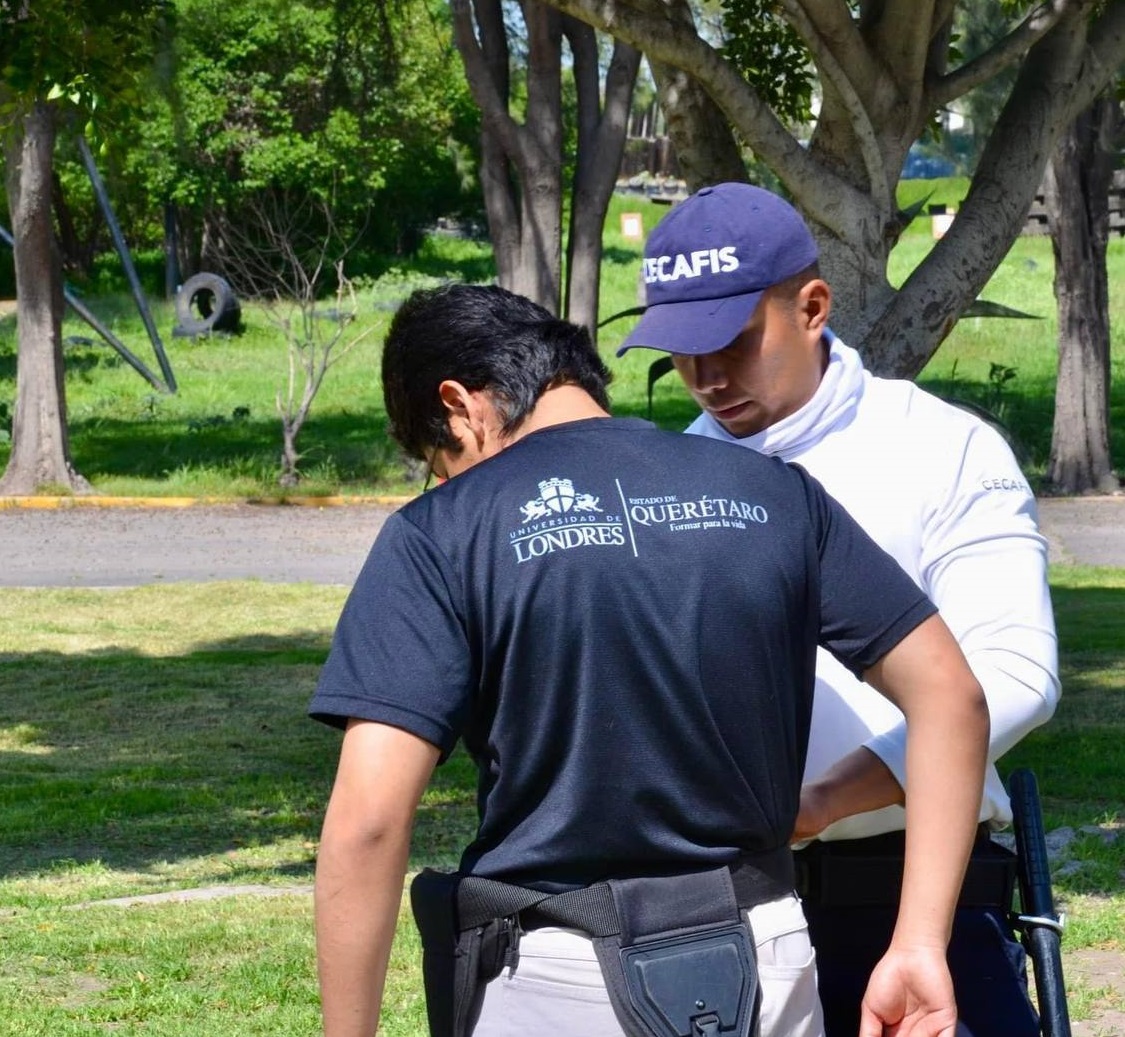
[685,332,867,462]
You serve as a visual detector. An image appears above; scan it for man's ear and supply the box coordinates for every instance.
[437,380,487,449]
[798,279,831,335]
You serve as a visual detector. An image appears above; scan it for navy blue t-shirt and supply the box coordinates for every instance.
[310,418,935,887]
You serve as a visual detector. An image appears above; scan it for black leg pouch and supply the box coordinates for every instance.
[592,868,760,1037]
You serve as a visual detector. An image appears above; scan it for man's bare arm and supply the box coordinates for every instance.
[315,719,440,1037]
[793,746,903,843]
[858,613,990,1036]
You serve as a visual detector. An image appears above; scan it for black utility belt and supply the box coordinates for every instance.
[795,825,1017,910]
[410,847,796,1037]
[455,846,797,933]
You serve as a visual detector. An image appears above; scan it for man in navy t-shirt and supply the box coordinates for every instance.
[309,284,989,1037]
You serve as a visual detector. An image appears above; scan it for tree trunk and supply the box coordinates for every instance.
[651,70,746,193]
[563,21,640,339]
[479,129,519,290]
[453,0,564,312]
[51,168,90,279]
[1043,93,1121,495]
[0,101,90,496]
[279,423,300,487]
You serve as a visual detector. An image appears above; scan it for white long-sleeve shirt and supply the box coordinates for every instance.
[686,334,1060,839]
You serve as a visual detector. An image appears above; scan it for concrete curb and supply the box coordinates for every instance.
[0,494,416,510]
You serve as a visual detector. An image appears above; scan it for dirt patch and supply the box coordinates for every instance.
[1068,947,1125,1036]
[39,973,111,1011]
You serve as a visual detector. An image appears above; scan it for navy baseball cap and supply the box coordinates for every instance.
[617,182,818,356]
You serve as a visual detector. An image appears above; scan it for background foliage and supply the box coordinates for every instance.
[0,0,481,297]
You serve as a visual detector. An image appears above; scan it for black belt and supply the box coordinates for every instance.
[456,845,796,934]
[795,824,1017,909]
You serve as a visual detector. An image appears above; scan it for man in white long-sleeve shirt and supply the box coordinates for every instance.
[618,182,1059,1037]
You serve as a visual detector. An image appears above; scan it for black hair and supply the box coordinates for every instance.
[769,261,822,302]
[381,283,613,460]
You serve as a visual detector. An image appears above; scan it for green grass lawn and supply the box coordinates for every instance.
[5,188,1124,497]
[0,570,1121,1034]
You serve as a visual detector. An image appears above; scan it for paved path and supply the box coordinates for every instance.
[0,500,396,587]
[0,495,1123,588]
[1036,495,1125,568]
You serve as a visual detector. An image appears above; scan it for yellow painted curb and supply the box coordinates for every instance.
[243,495,415,508]
[0,494,415,510]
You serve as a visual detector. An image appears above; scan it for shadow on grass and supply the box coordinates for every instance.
[996,580,1125,897]
[0,580,1121,893]
[0,634,477,883]
[614,394,702,432]
[402,248,496,286]
[602,245,643,266]
[62,411,408,487]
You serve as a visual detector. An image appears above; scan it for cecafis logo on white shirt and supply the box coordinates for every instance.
[644,246,739,284]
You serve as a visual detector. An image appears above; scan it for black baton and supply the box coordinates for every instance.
[1008,768,1072,1037]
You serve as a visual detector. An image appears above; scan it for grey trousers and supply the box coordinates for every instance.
[472,893,824,1037]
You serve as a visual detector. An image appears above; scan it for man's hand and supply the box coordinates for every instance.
[860,943,959,1037]
[792,748,904,844]
[793,780,834,843]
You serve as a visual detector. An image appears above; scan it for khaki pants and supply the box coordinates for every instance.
[472,893,823,1037]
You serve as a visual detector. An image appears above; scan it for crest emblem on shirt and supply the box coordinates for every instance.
[520,477,602,523]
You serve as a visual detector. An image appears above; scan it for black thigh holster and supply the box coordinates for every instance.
[409,869,519,1037]
[410,850,793,1037]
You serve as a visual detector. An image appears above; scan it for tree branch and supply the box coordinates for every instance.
[930,0,1082,108]
[866,0,1125,376]
[562,16,601,159]
[779,0,891,210]
[596,37,641,156]
[790,0,894,93]
[866,0,937,83]
[1086,0,1125,100]
[930,0,958,39]
[541,0,870,235]
[638,0,745,190]
[449,0,529,162]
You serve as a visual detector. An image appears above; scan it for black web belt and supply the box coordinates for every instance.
[454,845,796,935]
[795,824,1017,910]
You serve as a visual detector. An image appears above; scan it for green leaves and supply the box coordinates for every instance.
[0,0,174,128]
[719,0,815,126]
[119,0,475,253]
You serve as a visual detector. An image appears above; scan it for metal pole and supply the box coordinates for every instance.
[63,289,168,391]
[0,223,169,392]
[76,134,178,392]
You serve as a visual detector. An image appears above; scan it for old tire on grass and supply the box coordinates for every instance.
[175,273,241,335]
